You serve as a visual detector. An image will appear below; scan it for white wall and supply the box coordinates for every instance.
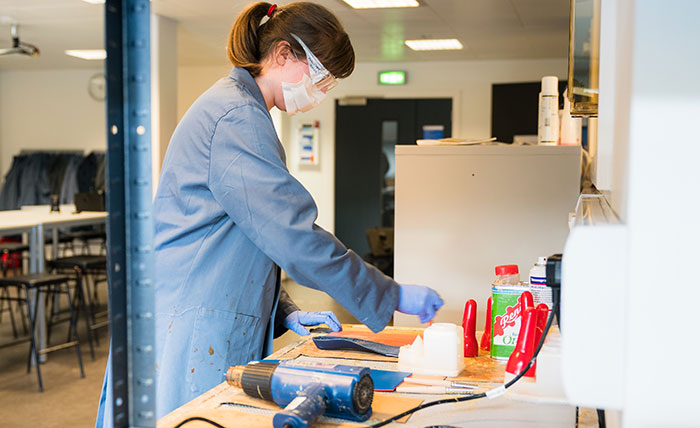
[177,65,230,120]
[0,68,106,180]
[151,14,179,191]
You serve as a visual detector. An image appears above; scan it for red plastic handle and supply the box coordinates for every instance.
[462,299,478,357]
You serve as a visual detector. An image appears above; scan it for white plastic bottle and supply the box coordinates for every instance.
[529,256,553,308]
[559,88,583,145]
[537,76,559,145]
[529,257,547,285]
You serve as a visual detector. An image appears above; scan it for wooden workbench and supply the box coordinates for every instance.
[158,326,599,428]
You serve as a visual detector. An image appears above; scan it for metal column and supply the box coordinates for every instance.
[106,0,155,426]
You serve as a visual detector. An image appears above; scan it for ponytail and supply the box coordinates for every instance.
[227,2,355,79]
[227,2,271,76]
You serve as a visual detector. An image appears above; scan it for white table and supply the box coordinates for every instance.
[0,206,108,361]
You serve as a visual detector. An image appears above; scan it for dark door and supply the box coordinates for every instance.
[334,98,452,257]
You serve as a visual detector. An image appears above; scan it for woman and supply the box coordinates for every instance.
[96,2,443,426]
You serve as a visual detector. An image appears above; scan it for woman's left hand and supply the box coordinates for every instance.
[283,310,342,336]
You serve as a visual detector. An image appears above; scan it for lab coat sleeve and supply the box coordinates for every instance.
[208,104,399,332]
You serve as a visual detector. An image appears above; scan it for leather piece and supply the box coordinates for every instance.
[312,336,401,357]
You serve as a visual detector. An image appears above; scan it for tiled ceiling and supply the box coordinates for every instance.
[0,0,569,70]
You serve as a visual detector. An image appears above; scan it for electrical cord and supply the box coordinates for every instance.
[366,300,558,428]
[172,301,559,428]
[172,416,227,428]
[597,408,606,428]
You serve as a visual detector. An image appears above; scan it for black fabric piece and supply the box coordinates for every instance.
[47,154,70,196]
[17,154,51,207]
[77,152,97,193]
[273,284,300,339]
[60,155,82,204]
[94,152,106,191]
[312,336,401,357]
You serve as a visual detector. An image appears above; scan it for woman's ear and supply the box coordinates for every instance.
[271,40,293,68]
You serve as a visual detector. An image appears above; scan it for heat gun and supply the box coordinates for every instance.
[225,361,374,428]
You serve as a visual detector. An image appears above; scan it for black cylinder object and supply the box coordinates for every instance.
[352,373,374,415]
[546,253,563,329]
[546,254,562,289]
[241,361,278,401]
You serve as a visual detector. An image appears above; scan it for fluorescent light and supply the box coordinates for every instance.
[404,39,463,51]
[343,0,419,9]
[65,49,106,60]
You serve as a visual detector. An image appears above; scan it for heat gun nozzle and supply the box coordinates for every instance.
[225,365,245,387]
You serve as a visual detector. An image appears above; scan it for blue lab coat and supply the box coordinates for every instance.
[95,67,399,427]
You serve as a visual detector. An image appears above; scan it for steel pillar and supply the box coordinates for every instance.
[105,0,155,426]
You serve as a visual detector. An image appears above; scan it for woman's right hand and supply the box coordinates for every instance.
[396,284,444,323]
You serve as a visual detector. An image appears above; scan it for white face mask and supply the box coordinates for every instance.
[281,33,338,116]
[282,73,326,116]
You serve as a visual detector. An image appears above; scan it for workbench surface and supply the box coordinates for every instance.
[158,326,599,428]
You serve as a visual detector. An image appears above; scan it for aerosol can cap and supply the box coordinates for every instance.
[541,76,559,96]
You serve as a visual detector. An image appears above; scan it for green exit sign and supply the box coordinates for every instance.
[378,70,407,85]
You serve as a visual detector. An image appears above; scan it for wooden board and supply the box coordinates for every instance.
[326,327,424,347]
[158,384,423,427]
[452,349,506,383]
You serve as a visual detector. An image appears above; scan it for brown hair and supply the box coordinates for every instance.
[227,2,355,79]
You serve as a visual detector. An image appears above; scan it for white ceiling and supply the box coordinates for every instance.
[0,0,569,71]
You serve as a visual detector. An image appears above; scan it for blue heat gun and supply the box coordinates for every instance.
[225,361,374,428]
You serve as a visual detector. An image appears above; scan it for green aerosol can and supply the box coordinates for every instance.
[491,265,529,360]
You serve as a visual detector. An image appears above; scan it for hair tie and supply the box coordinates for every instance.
[267,4,277,17]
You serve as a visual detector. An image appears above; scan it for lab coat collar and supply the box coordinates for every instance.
[228,67,267,111]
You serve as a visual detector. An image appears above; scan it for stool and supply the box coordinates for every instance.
[0,283,28,338]
[48,256,107,357]
[0,242,30,337]
[0,273,85,392]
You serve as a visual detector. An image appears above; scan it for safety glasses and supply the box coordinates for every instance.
[290,33,338,93]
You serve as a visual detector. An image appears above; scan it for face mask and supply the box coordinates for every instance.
[282,74,326,116]
[281,33,338,116]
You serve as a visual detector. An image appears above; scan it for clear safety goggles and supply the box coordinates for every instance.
[290,33,338,93]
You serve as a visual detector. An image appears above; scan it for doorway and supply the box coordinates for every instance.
[334,98,452,260]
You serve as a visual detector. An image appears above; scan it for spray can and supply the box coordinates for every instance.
[529,256,553,309]
[538,76,559,145]
[491,265,529,360]
[559,88,583,146]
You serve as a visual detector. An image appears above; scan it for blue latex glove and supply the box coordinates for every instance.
[283,310,342,336]
[396,284,444,323]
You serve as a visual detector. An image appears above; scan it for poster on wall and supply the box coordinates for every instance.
[299,122,320,166]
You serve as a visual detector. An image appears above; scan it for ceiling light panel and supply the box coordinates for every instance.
[65,49,106,60]
[343,0,419,9]
[404,39,464,51]
[81,0,105,4]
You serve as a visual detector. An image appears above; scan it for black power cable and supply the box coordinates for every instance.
[173,416,227,428]
[597,408,606,428]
